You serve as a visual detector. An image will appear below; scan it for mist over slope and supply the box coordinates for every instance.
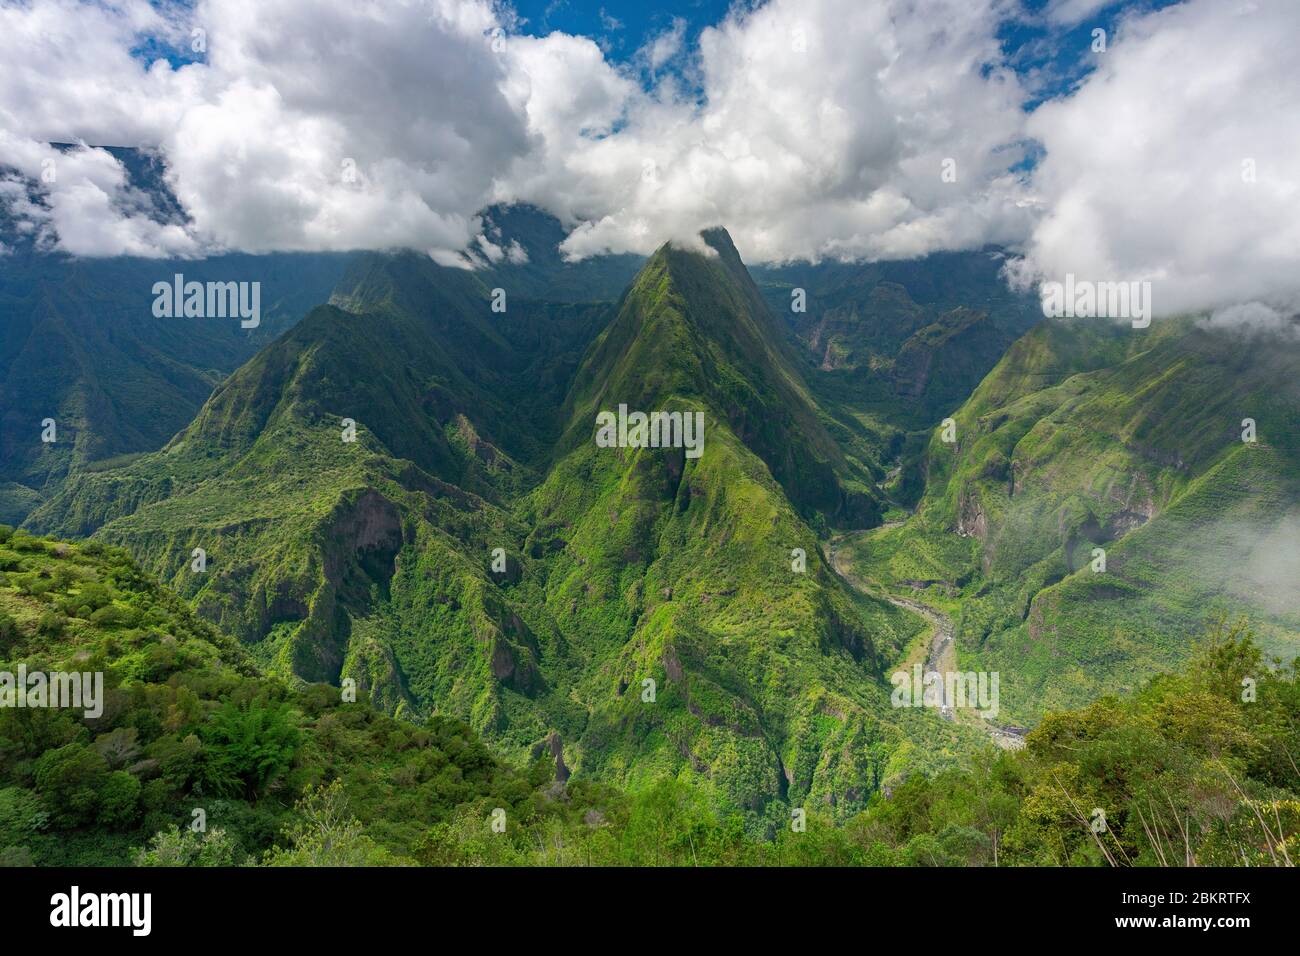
[839,313,1300,721]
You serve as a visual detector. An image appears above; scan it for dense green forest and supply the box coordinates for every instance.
[13,227,1300,852]
[836,314,1300,724]
[2,526,1294,866]
[25,232,986,823]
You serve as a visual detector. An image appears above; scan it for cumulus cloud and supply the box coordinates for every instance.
[0,0,201,255]
[1,0,530,260]
[0,0,1034,265]
[502,0,1036,263]
[0,132,200,257]
[1,0,1297,326]
[1011,0,1300,319]
[163,0,529,255]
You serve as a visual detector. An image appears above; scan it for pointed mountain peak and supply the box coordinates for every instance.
[649,226,742,269]
[642,226,762,313]
[561,223,877,527]
[699,225,741,260]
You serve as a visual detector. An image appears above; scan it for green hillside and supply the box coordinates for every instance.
[0,252,353,525]
[24,229,1298,831]
[838,315,1300,723]
[0,201,635,529]
[753,250,1041,506]
[515,231,970,817]
[0,524,618,866]
[24,249,610,708]
[26,232,981,827]
[2,527,1294,866]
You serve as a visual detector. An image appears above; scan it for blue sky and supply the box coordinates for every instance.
[142,0,1188,109]
[1000,0,1185,107]
[511,0,1186,107]
[512,0,735,58]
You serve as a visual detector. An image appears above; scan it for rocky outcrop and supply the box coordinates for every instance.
[956,487,988,540]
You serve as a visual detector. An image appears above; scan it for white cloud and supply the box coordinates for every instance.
[0,0,1033,266]
[641,17,686,72]
[1043,0,1117,27]
[0,0,202,255]
[598,8,623,32]
[1013,0,1300,319]
[1,0,530,260]
[1201,302,1299,340]
[0,131,200,257]
[502,0,1035,263]
[1,0,1296,326]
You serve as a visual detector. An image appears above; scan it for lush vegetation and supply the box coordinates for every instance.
[1,527,1294,866]
[26,231,983,827]
[0,245,351,526]
[13,219,1297,851]
[839,315,1300,723]
[0,527,580,866]
[753,249,1042,505]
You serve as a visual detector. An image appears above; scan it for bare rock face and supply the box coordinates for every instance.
[547,731,570,783]
[661,646,684,683]
[956,488,988,540]
[490,637,517,681]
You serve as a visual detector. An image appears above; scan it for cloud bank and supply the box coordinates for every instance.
[1011,0,1300,318]
[1,0,1298,319]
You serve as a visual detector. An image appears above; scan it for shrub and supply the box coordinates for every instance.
[90,604,141,629]
[97,771,142,828]
[33,743,108,826]
[0,787,49,846]
[264,783,402,866]
[35,610,64,638]
[134,826,245,867]
[0,610,20,653]
[199,700,301,799]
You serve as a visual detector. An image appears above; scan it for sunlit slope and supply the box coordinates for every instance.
[840,316,1300,721]
[524,232,971,817]
[25,233,978,823]
[24,255,603,709]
